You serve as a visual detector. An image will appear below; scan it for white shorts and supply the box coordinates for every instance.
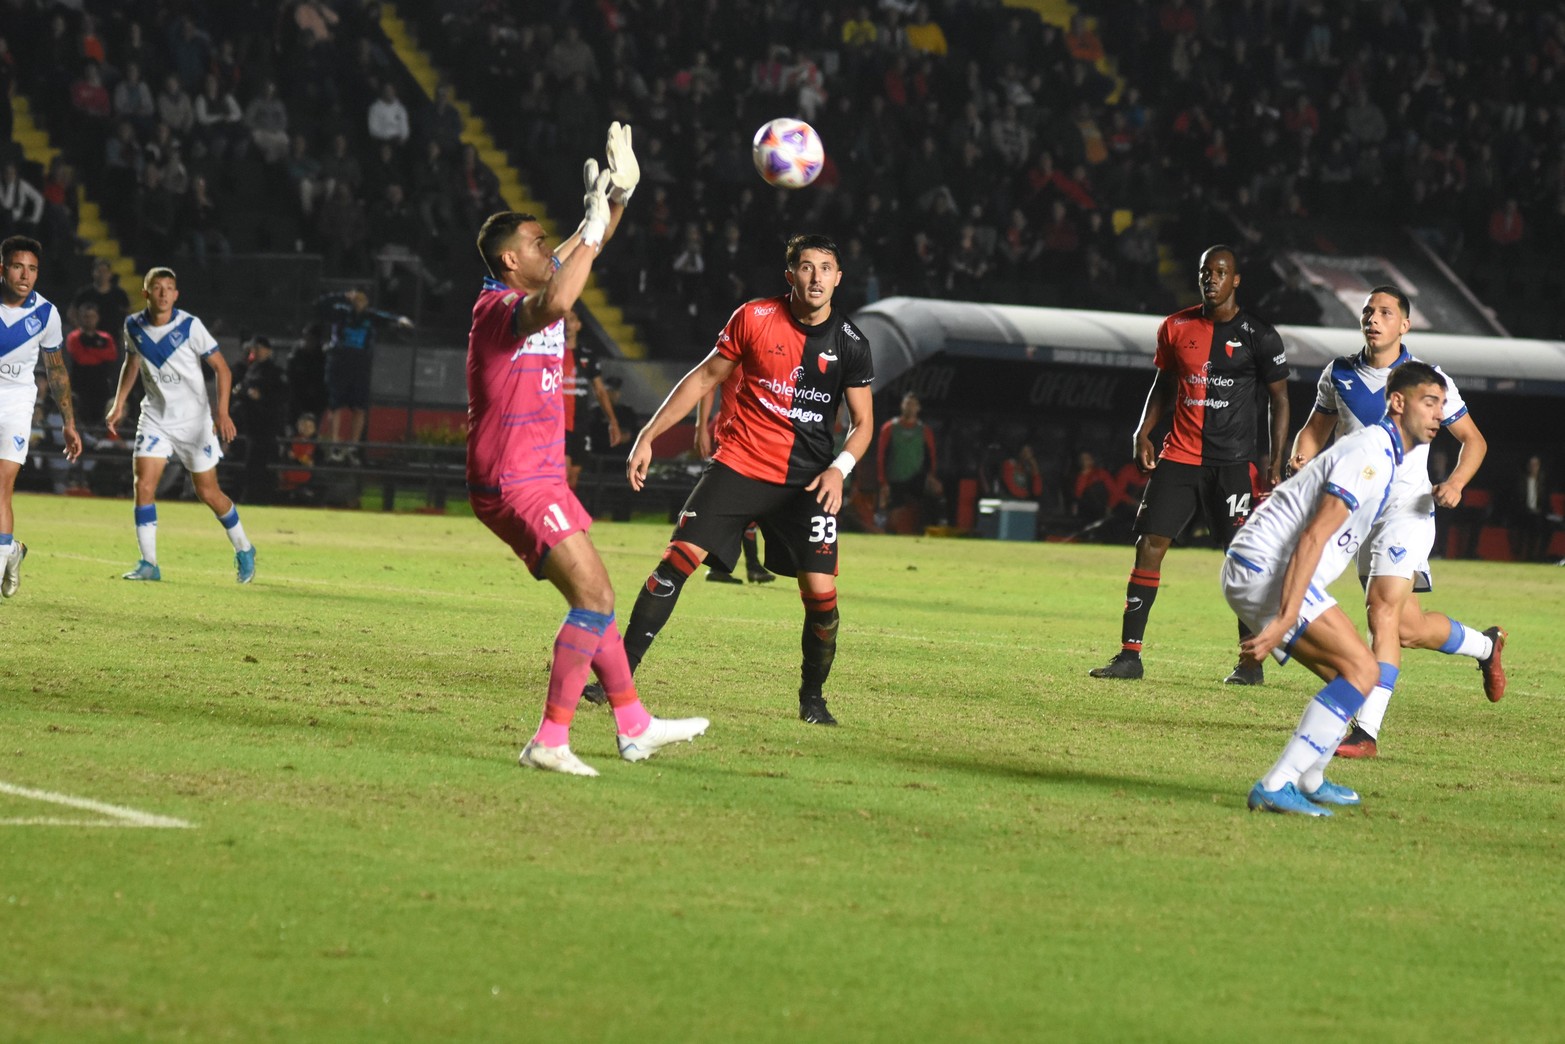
[0,405,34,465]
[1221,552,1339,666]
[1358,493,1435,591]
[134,413,224,473]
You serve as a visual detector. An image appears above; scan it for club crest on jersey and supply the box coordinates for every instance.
[1224,339,1243,357]
[1388,546,1407,563]
[24,316,42,336]
[818,351,837,373]
[170,330,185,346]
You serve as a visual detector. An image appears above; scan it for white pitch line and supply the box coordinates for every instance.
[0,781,195,829]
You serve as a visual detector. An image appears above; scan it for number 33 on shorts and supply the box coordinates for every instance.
[809,515,837,545]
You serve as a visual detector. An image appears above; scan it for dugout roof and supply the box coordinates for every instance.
[853,298,1565,398]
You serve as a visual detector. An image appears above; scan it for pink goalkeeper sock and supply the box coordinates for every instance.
[534,611,602,746]
[592,621,652,736]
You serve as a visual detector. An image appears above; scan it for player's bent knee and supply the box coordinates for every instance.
[1339,650,1379,694]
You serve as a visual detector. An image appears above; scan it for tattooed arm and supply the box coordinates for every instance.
[43,350,82,462]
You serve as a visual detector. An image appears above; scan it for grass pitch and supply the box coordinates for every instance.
[2,493,1562,1042]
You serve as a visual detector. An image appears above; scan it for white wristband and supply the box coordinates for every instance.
[830,451,856,477]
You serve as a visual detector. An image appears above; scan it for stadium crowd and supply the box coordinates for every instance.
[411,0,1565,348]
[2,0,1563,550]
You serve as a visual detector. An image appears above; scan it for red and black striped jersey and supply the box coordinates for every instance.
[711,296,874,485]
[1154,305,1288,467]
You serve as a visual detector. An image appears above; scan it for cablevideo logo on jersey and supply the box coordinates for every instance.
[758,376,833,404]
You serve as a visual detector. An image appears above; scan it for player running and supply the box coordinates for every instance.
[597,233,874,725]
[1288,286,1504,759]
[1089,245,1290,684]
[105,267,257,583]
[467,123,707,777]
[1233,362,1448,815]
[0,235,83,598]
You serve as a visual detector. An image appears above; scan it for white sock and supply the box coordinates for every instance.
[1298,746,1336,795]
[216,506,252,552]
[224,519,251,552]
[1356,684,1394,739]
[1261,697,1352,792]
[1455,625,1493,661]
[137,523,158,564]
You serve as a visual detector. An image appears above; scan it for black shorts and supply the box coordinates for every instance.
[1133,460,1253,547]
[670,461,839,577]
[564,429,588,459]
[325,350,372,411]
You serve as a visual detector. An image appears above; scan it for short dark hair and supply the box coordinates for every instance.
[476,211,537,277]
[1387,360,1446,398]
[1366,284,1411,318]
[786,233,840,268]
[1200,243,1238,270]
[1,235,42,266]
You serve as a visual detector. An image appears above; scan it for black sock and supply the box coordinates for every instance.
[800,592,839,699]
[1120,568,1160,653]
[622,556,693,670]
[741,523,762,571]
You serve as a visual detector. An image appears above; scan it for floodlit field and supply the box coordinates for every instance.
[2,493,1561,1042]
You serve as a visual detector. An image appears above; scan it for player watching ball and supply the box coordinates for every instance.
[465,123,708,777]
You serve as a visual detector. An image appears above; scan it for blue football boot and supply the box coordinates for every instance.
[1248,781,1332,817]
[236,546,257,584]
[1301,779,1361,807]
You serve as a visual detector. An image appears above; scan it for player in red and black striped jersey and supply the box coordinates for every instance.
[1088,245,1291,684]
[604,234,875,725]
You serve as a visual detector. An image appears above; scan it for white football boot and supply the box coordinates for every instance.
[518,740,599,777]
[617,716,710,763]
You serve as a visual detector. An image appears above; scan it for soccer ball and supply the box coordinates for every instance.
[752,118,825,189]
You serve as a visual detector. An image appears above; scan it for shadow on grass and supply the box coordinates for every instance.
[701,743,1231,806]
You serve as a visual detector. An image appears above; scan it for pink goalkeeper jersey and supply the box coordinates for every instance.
[466,277,567,493]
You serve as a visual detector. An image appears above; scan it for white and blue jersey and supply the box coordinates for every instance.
[1228,419,1403,600]
[0,289,63,411]
[124,308,220,426]
[1312,346,1465,585]
[1312,346,1466,509]
[0,290,63,464]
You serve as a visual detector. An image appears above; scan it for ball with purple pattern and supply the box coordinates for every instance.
[752,118,825,189]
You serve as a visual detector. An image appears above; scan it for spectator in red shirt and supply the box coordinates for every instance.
[1002,444,1044,500]
[1071,450,1117,523]
[63,300,119,423]
[69,64,111,121]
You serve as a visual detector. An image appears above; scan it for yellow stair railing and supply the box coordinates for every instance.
[377,4,647,358]
[10,95,140,293]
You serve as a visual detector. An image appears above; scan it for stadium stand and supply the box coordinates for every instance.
[4,0,1563,549]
